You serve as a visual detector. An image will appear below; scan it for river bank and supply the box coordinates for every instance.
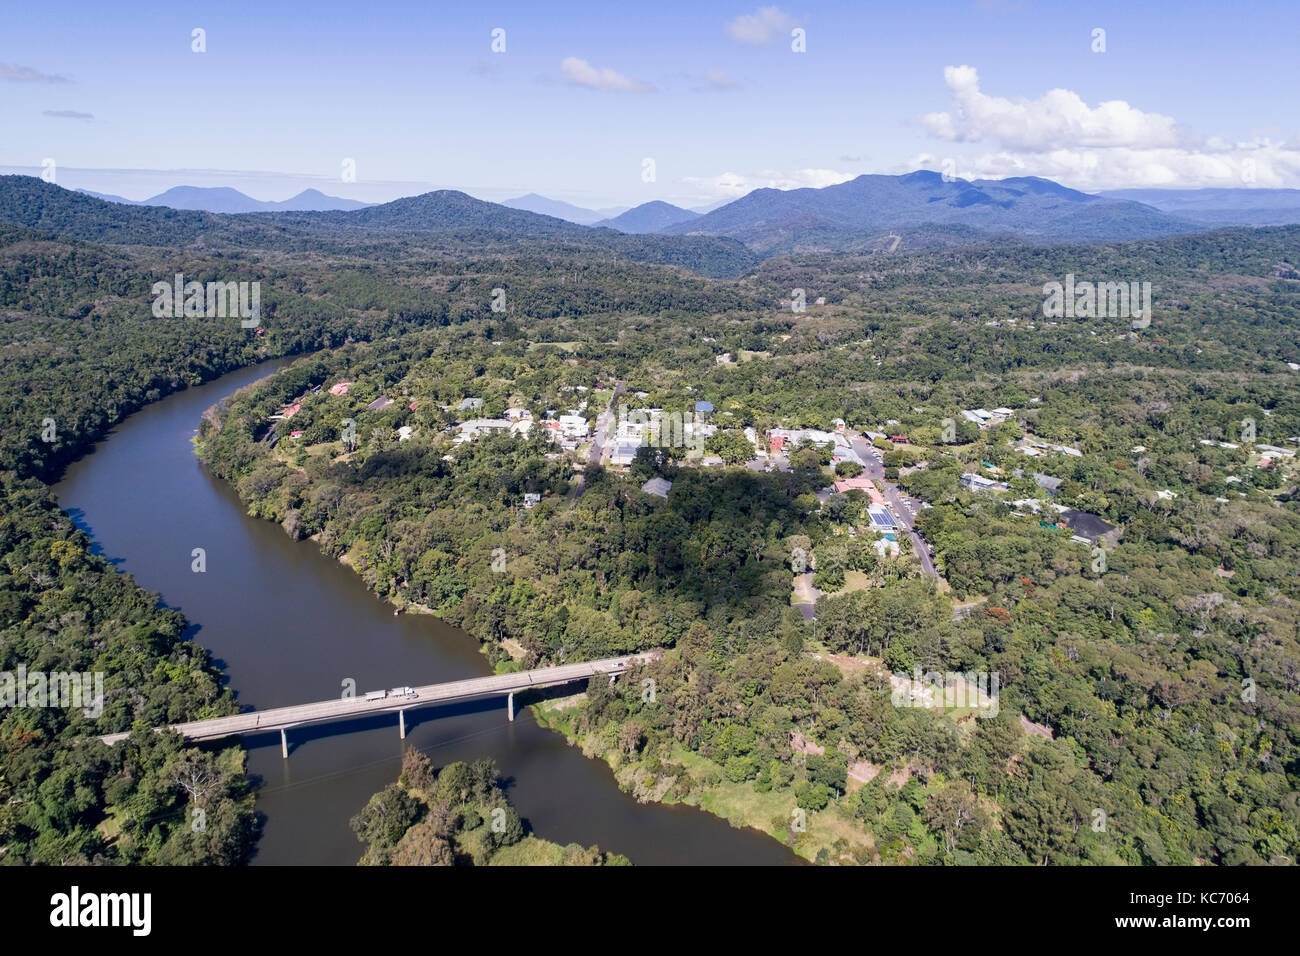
[533,695,870,865]
[56,361,799,865]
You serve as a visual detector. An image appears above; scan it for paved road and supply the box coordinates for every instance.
[573,381,622,497]
[99,653,656,746]
[849,436,939,579]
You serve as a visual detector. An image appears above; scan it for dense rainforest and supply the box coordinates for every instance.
[2,177,1298,864]
[351,750,628,866]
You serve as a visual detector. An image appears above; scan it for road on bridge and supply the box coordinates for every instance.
[99,653,657,747]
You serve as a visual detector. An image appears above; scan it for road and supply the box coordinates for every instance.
[849,435,939,579]
[573,381,622,497]
[590,381,623,468]
[99,653,657,746]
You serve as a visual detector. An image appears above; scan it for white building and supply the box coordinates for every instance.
[640,477,672,499]
[558,414,589,439]
[455,418,512,443]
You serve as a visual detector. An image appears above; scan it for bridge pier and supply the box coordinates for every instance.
[280,728,288,759]
[507,691,514,722]
[399,708,406,739]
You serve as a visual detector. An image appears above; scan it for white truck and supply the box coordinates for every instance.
[390,686,417,699]
[364,690,387,702]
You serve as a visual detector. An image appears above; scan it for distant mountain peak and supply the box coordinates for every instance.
[658,169,1198,253]
[595,200,700,234]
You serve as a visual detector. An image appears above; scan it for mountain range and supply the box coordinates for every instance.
[1098,188,1300,226]
[660,172,1201,254]
[594,201,700,233]
[503,193,728,226]
[76,185,370,213]
[501,193,628,225]
[8,171,1300,276]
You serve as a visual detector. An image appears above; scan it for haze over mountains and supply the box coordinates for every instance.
[1098,188,1300,227]
[77,185,370,213]
[659,172,1204,254]
[594,201,700,233]
[501,193,628,225]
[8,171,1300,275]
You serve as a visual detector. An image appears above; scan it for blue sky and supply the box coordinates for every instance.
[4,0,1298,207]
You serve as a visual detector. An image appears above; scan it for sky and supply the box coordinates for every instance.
[3,0,1299,209]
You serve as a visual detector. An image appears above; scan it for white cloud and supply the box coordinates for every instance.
[916,65,1300,189]
[561,57,652,93]
[908,142,1300,191]
[1,62,69,83]
[725,6,794,45]
[920,65,1183,150]
[685,167,853,198]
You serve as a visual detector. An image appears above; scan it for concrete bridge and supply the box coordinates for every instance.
[98,653,656,758]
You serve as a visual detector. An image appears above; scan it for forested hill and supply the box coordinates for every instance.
[3,193,1298,865]
[0,177,757,278]
[662,171,1200,254]
[190,221,1300,865]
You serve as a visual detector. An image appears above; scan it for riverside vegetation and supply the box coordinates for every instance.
[2,177,1298,865]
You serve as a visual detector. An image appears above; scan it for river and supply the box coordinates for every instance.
[54,360,798,865]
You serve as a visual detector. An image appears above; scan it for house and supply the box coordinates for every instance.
[367,396,394,412]
[868,505,898,529]
[641,477,672,499]
[455,419,511,442]
[1256,444,1296,458]
[523,493,542,509]
[961,472,1005,492]
[833,476,876,494]
[558,414,589,439]
[397,425,414,442]
[328,381,352,396]
[694,400,714,416]
[1034,473,1064,495]
[505,407,532,421]
[889,434,909,444]
[610,440,643,467]
[874,537,901,559]
[1060,509,1118,546]
[289,430,305,439]
[457,397,484,412]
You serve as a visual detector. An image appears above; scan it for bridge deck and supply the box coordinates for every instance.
[98,653,655,746]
